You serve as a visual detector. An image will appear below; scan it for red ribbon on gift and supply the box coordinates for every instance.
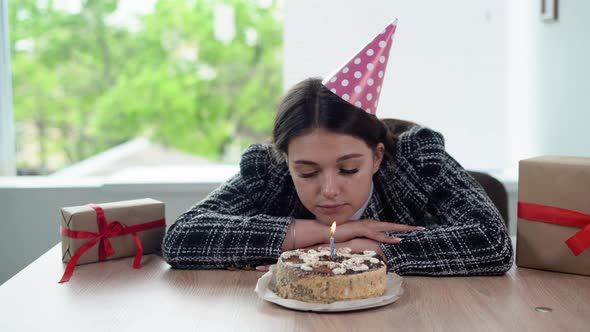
[517,201,590,256]
[59,204,165,283]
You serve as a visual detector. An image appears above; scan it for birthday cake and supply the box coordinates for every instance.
[272,247,387,304]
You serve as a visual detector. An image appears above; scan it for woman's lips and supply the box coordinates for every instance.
[317,204,346,214]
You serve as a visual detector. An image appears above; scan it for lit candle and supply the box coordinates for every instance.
[330,221,336,257]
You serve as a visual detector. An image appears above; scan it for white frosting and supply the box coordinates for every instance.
[280,247,382,275]
[281,249,302,259]
[350,264,369,272]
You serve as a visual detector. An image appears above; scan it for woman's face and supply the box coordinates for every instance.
[286,128,384,226]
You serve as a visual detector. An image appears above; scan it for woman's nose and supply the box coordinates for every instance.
[321,174,339,198]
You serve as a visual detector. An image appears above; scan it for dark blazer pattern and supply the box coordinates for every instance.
[162,127,514,275]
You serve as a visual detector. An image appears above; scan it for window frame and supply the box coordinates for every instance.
[0,0,15,176]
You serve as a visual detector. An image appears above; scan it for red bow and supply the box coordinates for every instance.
[59,204,165,283]
[518,201,590,256]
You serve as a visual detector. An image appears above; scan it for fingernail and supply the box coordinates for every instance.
[416,227,426,230]
[255,266,264,271]
[395,238,403,243]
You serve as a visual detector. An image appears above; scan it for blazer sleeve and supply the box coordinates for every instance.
[162,144,292,269]
[379,127,514,276]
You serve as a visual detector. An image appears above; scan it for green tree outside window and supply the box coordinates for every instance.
[9,0,283,174]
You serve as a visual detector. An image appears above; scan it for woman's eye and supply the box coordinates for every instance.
[299,171,318,178]
[340,168,359,175]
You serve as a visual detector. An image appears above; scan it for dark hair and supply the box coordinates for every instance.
[272,78,415,161]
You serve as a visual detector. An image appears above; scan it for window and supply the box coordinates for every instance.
[4,0,283,176]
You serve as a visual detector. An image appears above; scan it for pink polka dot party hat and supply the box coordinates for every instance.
[322,19,398,115]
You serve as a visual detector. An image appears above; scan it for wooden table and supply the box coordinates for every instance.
[1,240,589,332]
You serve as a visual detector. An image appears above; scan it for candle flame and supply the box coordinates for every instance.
[330,221,336,235]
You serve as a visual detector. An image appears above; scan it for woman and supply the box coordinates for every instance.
[162,77,513,276]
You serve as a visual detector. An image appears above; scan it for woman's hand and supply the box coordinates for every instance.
[256,264,271,272]
[259,219,423,272]
[335,219,424,244]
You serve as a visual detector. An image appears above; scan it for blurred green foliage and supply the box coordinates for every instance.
[9,0,282,173]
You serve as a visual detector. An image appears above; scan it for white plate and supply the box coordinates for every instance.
[254,265,404,312]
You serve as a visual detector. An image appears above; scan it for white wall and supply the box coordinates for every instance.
[284,0,508,172]
[531,0,590,157]
[507,0,590,168]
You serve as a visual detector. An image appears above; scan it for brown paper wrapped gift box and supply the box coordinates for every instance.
[61,198,165,266]
[516,156,590,276]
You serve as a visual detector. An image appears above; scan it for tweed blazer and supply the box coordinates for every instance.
[162,127,514,275]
